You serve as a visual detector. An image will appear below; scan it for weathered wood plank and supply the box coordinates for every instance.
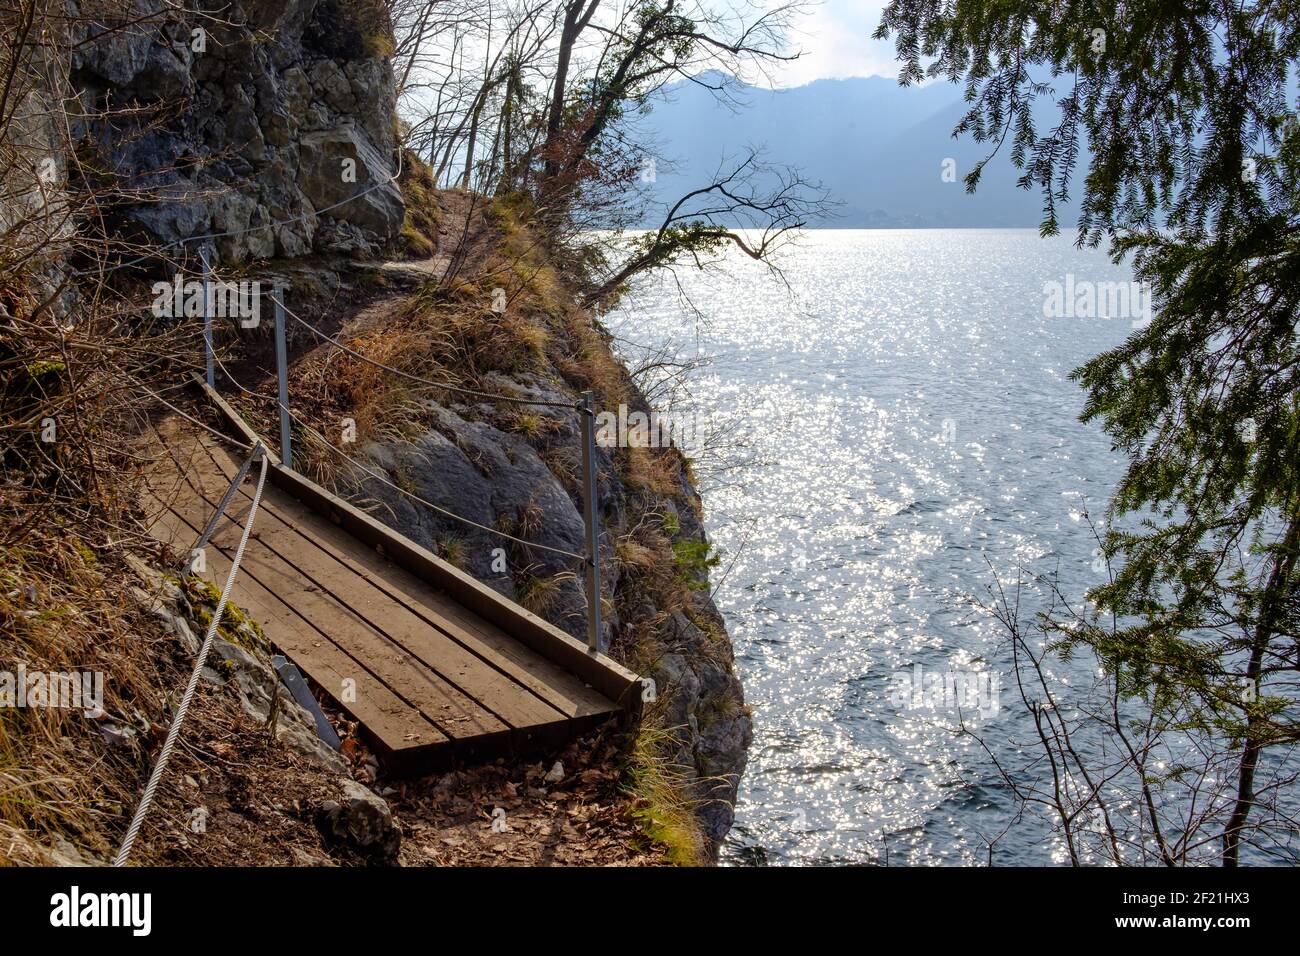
[161,471,515,750]
[144,495,453,766]
[190,373,642,710]
[179,444,580,738]
[143,392,642,773]
[200,437,618,721]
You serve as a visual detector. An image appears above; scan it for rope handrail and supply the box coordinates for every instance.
[207,349,586,562]
[292,413,586,562]
[190,269,605,650]
[114,443,270,866]
[273,294,586,413]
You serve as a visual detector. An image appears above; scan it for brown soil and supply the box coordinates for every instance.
[392,731,666,867]
[128,689,349,867]
[127,686,664,866]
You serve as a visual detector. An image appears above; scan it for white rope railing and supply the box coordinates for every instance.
[113,443,270,866]
[201,272,607,651]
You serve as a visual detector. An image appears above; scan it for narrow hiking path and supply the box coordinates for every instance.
[141,404,637,774]
[131,192,689,865]
[128,386,662,866]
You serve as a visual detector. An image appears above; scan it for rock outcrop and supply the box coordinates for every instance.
[68,0,404,266]
[124,553,349,776]
[318,778,402,864]
[125,551,402,864]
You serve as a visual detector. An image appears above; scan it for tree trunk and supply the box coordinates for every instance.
[499,82,514,193]
[460,97,484,190]
[542,1,599,179]
[1222,507,1300,865]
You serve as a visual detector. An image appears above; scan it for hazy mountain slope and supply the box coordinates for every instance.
[638,75,1082,228]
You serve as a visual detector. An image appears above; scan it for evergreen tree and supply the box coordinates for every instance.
[877,1,1299,864]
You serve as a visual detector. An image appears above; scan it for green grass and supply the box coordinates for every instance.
[671,538,719,591]
[510,412,542,438]
[185,578,268,653]
[624,723,707,866]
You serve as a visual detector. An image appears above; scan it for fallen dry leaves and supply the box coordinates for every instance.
[391,730,667,867]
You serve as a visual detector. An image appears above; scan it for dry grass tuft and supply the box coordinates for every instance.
[620,444,680,497]
[0,534,181,865]
[397,149,440,259]
[514,570,572,616]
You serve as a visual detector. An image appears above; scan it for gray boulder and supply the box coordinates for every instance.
[317,778,401,863]
[297,127,404,236]
[63,0,405,271]
[354,400,595,639]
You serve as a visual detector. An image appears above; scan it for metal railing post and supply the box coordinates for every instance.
[201,248,214,388]
[273,288,292,470]
[579,392,602,653]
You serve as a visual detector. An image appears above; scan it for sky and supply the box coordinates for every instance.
[770,0,899,88]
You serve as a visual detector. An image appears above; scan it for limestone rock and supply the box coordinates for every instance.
[66,0,404,271]
[352,382,750,852]
[318,778,401,863]
[43,834,105,867]
[309,59,355,114]
[297,127,404,235]
[203,635,349,775]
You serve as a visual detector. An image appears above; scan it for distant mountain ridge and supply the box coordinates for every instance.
[637,74,1083,228]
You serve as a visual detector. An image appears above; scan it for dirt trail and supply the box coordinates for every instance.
[169,194,669,866]
[392,733,666,866]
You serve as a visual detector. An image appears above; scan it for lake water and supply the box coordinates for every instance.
[607,229,1144,865]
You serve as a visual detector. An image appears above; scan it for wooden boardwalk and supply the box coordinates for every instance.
[141,415,639,774]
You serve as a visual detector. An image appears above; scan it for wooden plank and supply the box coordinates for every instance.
[229,510,576,734]
[139,429,222,525]
[188,373,642,710]
[144,496,452,767]
[177,448,577,737]
[279,462,644,708]
[161,472,515,750]
[140,422,625,772]
[199,437,618,721]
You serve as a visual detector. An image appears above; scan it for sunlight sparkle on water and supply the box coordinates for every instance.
[609,230,1135,866]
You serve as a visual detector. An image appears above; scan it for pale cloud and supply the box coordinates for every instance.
[768,0,900,88]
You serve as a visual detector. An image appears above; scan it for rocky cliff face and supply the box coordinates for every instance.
[70,0,404,266]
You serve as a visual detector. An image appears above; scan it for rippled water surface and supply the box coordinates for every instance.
[607,229,1142,865]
